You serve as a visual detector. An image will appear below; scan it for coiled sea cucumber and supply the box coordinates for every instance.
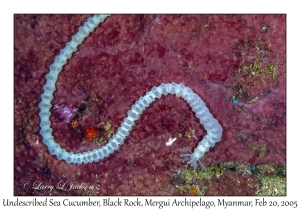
[38,15,223,169]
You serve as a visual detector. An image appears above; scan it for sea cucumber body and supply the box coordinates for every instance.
[38,15,223,169]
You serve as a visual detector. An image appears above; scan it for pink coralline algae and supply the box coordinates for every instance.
[53,104,77,123]
[14,14,286,196]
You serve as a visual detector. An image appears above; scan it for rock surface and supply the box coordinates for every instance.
[14,14,286,195]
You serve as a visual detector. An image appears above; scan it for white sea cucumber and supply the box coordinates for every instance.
[38,15,223,169]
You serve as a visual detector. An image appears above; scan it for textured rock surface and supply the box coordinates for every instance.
[14,14,286,195]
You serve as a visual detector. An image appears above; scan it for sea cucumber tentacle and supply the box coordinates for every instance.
[38,15,223,169]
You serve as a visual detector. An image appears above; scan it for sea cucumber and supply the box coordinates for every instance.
[38,15,223,169]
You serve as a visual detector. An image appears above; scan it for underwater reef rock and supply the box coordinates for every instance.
[14,14,286,195]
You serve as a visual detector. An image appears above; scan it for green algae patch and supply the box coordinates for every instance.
[172,162,285,196]
[226,38,281,106]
